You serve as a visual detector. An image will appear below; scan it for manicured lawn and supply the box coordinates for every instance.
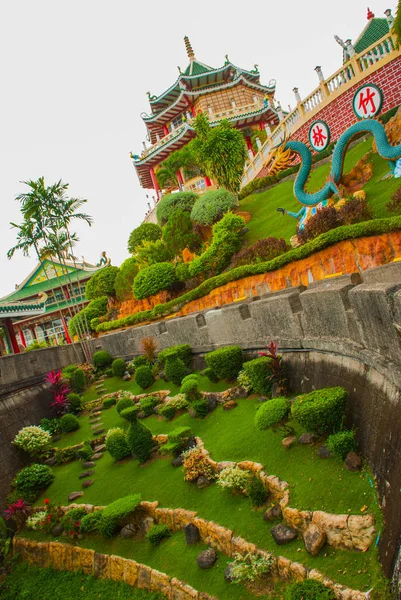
[240,137,400,246]
[40,397,384,592]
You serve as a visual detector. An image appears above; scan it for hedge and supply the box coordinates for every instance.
[85,266,119,300]
[114,257,139,301]
[205,346,243,380]
[291,387,348,434]
[243,357,273,396]
[133,262,177,300]
[97,216,401,333]
[158,344,192,367]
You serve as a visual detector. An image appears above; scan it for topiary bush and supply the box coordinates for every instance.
[246,476,267,507]
[127,222,162,254]
[146,524,171,545]
[243,357,273,396]
[165,357,187,386]
[85,266,119,300]
[126,419,154,463]
[60,413,80,433]
[133,262,177,300]
[205,345,243,380]
[180,378,200,402]
[112,358,126,378]
[255,397,292,434]
[327,430,357,460]
[158,405,176,420]
[14,464,54,494]
[116,397,134,415]
[156,191,198,225]
[190,188,238,226]
[135,365,155,390]
[99,494,141,538]
[139,396,159,417]
[80,510,104,535]
[69,368,86,394]
[158,344,192,367]
[13,426,51,458]
[67,393,82,413]
[114,257,139,301]
[291,387,348,435]
[103,397,116,409]
[93,350,113,369]
[133,355,151,369]
[69,296,109,337]
[76,441,93,461]
[162,210,201,256]
[285,580,335,600]
[231,237,288,268]
[136,240,173,267]
[202,368,219,383]
[192,398,209,419]
[105,427,131,460]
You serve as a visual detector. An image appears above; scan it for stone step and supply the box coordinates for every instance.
[82,461,95,468]
[91,423,103,431]
[82,479,94,488]
[68,492,84,502]
[94,444,106,453]
[91,452,103,461]
[92,428,105,436]
[79,470,95,479]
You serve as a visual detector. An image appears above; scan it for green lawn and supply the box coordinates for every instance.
[40,396,385,592]
[240,137,400,246]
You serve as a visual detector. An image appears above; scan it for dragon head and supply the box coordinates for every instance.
[264,141,294,177]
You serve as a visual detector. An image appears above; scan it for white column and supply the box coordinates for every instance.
[314,66,325,83]
[293,87,301,104]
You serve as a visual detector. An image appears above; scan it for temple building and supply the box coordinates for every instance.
[0,257,106,355]
[133,36,282,199]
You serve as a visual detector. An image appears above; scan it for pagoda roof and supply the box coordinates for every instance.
[354,17,389,53]
[0,294,47,319]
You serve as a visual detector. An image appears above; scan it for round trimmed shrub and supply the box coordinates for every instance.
[285,580,335,600]
[60,413,80,433]
[116,397,134,415]
[156,191,198,225]
[126,420,154,463]
[158,344,192,367]
[158,405,176,420]
[165,357,187,386]
[80,510,104,534]
[133,355,150,369]
[112,358,126,378]
[181,374,199,385]
[127,222,162,254]
[180,379,200,402]
[93,350,113,369]
[190,188,237,226]
[139,396,159,417]
[85,266,119,300]
[192,398,209,419]
[13,426,52,457]
[120,406,141,422]
[70,368,86,394]
[105,427,131,460]
[255,397,291,431]
[291,387,348,435]
[14,464,54,493]
[67,393,82,413]
[202,368,219,383]
[243,357,273,396]
[327,430,357,460]
[114,257,139,301]
[133,262,177,300]
[205,345,243,380]
[103,397,116,409]
[135,365,155,390]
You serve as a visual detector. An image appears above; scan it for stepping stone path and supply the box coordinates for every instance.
[91,453,103,460]
[94,444,106,453]
[82,479,94,488]
[92,428,105,436]
[82,461,95,468]
[68,492,84,502]
[79,470,95,479]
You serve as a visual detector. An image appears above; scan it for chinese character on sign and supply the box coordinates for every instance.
[353,84,383,119]
[309,120,330,152]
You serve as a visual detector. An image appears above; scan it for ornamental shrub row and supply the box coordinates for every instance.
[96,217,401,333]
[133,262,177,300]
[291,387,347,434]
[158,344,192,367]
[205,346,243,380]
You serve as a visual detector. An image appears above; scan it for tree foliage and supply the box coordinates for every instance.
[114,257,138,301]
[85,266,119,300]
[162,210,201,256]
[156,191,198,225]
[127,222,162,254]
[393,1,401,47]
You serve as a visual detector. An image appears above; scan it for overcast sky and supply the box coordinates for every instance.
[0,0,395,298]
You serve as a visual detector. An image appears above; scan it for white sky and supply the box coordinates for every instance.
[0,0,395,297]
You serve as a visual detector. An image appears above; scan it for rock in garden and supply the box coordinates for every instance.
[185,523,200,545]
[282,435,297,449]
[223,401,238,411]
[197,475,211,489]
[68,492,84,502]
[303,523,326,556]
[205,396,217,412]
[82,461,95,468]
[91,423,103,430]
[94,444,106,453]
[45,456,57,466]
[137,411,146,419]
[345,452,362,471]
[140,517,154,535]
[91,453,103,460]
[82,479,94,488]
[270,524,298,545]
[51,523,63,537]
[122,374,131,381]
[171,455,183,467]
[298,433,316,445]
[318,446,331,459]
[79,470,95,479]
[120,523,137,538]
[263,504,282,522]
[93,428,105,436]
[197,548,217,569]
[224,564,235,582]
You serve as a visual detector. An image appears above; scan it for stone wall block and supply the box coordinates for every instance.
[123,559,139,587]
[347,514,375,551]
[94,552,111,579]
[231,536,257,557]
[171,577,199,599]
[140,500,159,518]
[72,546,95,575]
[282,507,312,532]
[193,517,210,542]
[109,554,127,581]
[173,508,197,530]
[312,512,352,549]
[137,564,152,589]
[277,555,291,579]
[206,521,232,555]
[150,568,172,597]
[289,561,308,581]
[155,507,175,531]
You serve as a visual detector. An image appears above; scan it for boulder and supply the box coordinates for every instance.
[82,461,95,468]
[282,436,296,449]
[185,523,200,545]
[137,411,146,419]
[94,444,106,453]
[140,517,154,535]
[197,476,212,489]
[223,401,238,411]
[171,455,184,467]
[122,374,131,381]
[318,446,331,459]
[68,492,84,502]
[345,452,362,471]
[298,433,316,445]
[224,564,235,582]
[51,523,63,537]
[45,457,57,467]
[120,523,138,539]
[91,453,103,461]
[263,504,282,522]
[197,548,217,569]
[205,396,217,412]
[303,523,326,556]
[79,470,95,479]
[82,479,94,488]
[270,524,298,545]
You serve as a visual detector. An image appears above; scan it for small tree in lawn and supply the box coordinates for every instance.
[140,337,158,363]
[259,341,287,395]
[192,113,247,194]
[254,397,294,436]
[162,210,201,257]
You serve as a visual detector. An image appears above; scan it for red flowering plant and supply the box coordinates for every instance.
[40,498,63,534]
[258,341,287,395]
[3,498,31,530]
[45,370,70,416]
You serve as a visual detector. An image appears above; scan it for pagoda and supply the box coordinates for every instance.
[0,257,106,355]
[133,37,282,198]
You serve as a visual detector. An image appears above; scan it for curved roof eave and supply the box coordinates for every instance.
[134,124,196,167]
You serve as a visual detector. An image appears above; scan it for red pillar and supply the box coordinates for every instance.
[150,167,161,200]
[259,122,265,131]
[18,327,26,348]
[163,125,169,136]
[204,176,212,187]
[5,318,20,354]
[61,315,72,344]
[176,170,184,188]
[246,136,255,156]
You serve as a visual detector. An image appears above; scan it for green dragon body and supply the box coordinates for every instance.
[285,120,401,207]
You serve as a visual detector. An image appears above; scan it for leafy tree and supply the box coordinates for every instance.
[127,222,162,254]
[114,257,138,301]
[156,191,198,225]
[162,210,201,256]
[393,1,401,47]
[85,266,119,300]
[192,113,247,194]
[156,154,183,190]
[136,240,173,267]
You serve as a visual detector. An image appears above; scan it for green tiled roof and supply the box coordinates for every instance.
[0,301,46,314]
[3,272,91,303]
[183,60,214,77]
[354,18,390,53]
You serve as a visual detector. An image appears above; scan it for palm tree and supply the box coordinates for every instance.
[156,155,183,191]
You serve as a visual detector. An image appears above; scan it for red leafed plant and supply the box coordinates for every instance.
[45,370,70,416]
[140,336,158,362]
[44,370,63,386]
[259,341,287,394]
[4,498,31,530]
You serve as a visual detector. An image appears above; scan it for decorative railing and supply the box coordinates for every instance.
[140,122,188,159]
[209,100,262,122]
[241,31,400,187]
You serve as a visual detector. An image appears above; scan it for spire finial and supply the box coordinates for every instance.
[367,7,375,19]
[184,36,195,61]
